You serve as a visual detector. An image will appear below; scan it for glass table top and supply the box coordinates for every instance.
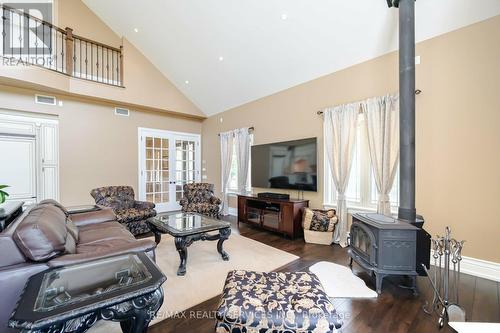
[148,212,230,236]
[34,254,152,312]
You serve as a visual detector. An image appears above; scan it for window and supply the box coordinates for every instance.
[227,134,253,193]
[324,114,399,211]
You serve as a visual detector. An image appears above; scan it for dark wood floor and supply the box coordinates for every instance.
[149,216,499,333]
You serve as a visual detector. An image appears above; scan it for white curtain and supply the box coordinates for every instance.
[362,94,400,216]
[234,128,251,195]
[220,131,234,215]
[324,102,360,247]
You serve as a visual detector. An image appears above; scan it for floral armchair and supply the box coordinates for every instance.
[179,183,222,217]
[90,186,156,236]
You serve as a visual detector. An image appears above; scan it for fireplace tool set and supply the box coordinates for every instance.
[422,227,466,328]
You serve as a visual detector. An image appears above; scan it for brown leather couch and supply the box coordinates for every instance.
[0,200,157,333]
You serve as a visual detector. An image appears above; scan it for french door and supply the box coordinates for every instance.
[138,128,201,212]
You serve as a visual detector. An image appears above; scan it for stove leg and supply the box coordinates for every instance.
[410,275,418,296]
[375,272,386,294]
[349,257,353,268]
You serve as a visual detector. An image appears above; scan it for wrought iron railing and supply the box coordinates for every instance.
[1,5,123,86]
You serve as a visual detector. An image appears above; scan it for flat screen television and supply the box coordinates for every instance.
[251,137,317,192]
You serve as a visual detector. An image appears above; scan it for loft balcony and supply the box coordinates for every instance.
[1,4,123,87]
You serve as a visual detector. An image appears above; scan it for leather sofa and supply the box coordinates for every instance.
[90,186,156,236]
[0,200,157,333]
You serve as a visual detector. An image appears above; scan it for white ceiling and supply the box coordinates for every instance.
[83,0,500,116]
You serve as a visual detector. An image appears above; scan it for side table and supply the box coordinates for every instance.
[8,253,166,333]
[0,201,24,232]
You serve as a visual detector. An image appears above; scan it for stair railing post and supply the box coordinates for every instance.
[65,27,73,76]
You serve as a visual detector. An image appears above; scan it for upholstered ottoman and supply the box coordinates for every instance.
[215,270,342,333]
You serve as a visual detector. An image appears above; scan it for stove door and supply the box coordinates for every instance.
[351,222,377,267]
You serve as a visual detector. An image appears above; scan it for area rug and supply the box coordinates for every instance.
[309,261,378,298]
[90,233,299,332]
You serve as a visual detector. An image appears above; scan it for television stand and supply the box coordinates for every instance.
[237,195,309,239]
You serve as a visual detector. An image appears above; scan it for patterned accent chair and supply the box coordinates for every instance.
[90,186,156,236]
[216,270,342,333]
[179,183,222,217]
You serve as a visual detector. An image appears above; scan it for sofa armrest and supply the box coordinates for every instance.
[134,200,155,210]
[210,196,222,205]
[179,197,190,209]
[47,239,156,268]
[70,208,116,227]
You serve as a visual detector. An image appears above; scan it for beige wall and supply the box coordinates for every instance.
[0,84,202,206]
[0,0,203,118]
[202,16,500,262]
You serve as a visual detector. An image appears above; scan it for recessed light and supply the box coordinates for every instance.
[218,56,224,62]
[134,28,139,33]
[281,13,288,20]
[185,80,190,84]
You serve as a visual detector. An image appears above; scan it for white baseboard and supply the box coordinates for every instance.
[228,207,238,216]
[457,256,500,282]
[430,251,500,282]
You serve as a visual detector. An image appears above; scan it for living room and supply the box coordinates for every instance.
[0,0,499,333]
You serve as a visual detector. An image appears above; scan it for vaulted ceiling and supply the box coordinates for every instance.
[83,0,500,116]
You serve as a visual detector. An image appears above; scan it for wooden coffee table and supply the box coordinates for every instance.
[147,212,231,276]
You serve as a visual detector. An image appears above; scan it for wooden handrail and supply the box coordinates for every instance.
[72,34,121,53]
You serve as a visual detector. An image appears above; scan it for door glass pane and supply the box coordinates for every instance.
[145,136,170,205]
[175,139,197,201]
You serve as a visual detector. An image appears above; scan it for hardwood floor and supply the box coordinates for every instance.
[149,216,499,333]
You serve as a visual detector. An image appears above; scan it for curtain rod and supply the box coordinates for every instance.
[316,89,422,115]
[218,127,254,136]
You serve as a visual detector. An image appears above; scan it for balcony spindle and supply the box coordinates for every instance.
[120,45,124,86]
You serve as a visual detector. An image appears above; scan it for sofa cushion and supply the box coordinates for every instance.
[13,205,73,261]
[77,221,135,244]
[39,199,69,216]
[76,238,150,255]
[66,218,80,242]
[38,199,79,241]
[115,208,156,224]
[48,238,156,267]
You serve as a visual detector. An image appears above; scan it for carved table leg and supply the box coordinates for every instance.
[217,227,231,261]
[151,228,162,245]
[102,288,164,333]
[174,236,189,276]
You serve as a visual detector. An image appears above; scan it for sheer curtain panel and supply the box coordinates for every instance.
[324,102,360,247]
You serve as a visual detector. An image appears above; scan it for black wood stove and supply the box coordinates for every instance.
[348,213,429,294]
[347,0,431,295]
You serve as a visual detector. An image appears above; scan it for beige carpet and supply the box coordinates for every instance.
[91,232,299,331]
